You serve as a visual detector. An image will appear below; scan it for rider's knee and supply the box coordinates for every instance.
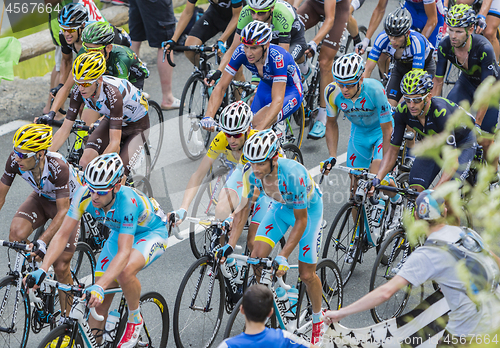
[319,57,334,75]
[53,259,71,277]
[9,220,30,241]
[299,266,318,283]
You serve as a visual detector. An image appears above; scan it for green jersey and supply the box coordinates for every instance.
[237,0,297,44]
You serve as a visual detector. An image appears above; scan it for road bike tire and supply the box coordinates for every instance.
[71,242,96,287]
[0,275,30,348]
[303,68,320,131]
[289,103,305,149]
[136,292,169,348]
[173,256,225,348]
[295,259,343,340]
[369,228,422,323]
[36,323,83,348]
[127,174,154,198]
[179,74,212,160]
[190,166,231,258]
[282,143,304,164]
[146,100,165,171]
[322,201,362,286]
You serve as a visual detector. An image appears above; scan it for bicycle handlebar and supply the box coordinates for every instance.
[51,119,91,132]
[0,240,30,251]
[162,44,216,67]
[372,184,420,198]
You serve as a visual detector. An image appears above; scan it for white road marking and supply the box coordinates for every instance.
[0,120,30,137]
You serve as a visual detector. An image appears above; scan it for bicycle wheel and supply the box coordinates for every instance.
[128,140,152,181]
[288,104,305,149]
[443,63,461,98]
[173,256,225,348]
[127,174,154,198]
[321,201,362,286]
[70,242,96,287]
[146,100,164,171]
[281,143,304,164]
[369,228,420,323]
[294,259,343,340]
[138,292,169,348]
[36,323,83,348]
[303,70,320,131]
[190,167,231,258]
[0,275,30,348]
[179,74,212,160]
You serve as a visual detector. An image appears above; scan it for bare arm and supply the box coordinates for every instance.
[226,196,252,249]
[324,116,339,173]
[219,7,242,43]
[104,129,122,155]
[38,197,70,245]
[253,81,286,129]
[432,76,444,97]
[219,33,241,72]
[380,121,393,157]
[40,216,80,272]
[50,72,74,114]
[422,3,438,40]
[205,71,233,119]
[310,0,336,45]
[169,2,196,44]
[278,208,307,259]
[375,144,399,181]
[50,118,75,151]
[364,59,377,79]
[365,0,389,41]
[180,155,216,211]
[59,52,72,86]
[0,181,11,212]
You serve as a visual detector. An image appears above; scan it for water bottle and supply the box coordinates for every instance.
[275,287,290,317]
[286,287,299,318]
[103,310,120,342]
[370,199,386,241]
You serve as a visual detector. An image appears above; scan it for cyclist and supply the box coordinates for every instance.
[26,153,169,347]
[45,51,150,177]
[294,0,351,140]
[2,124,81,313]
[432,4,499,155]
[169,101,271,252]
[323,190,500,342]
[163,0,243,65]
[202,21,303,131]
[371,69,476,193]
[356,0,445,55]
[363,7,436,108]
[218,129,325,344]
[217,285,319,348]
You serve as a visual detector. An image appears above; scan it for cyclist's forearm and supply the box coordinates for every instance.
[325,118,339,158]
[380,122,393,157]
[50,120,74,151]
[228,201,251,248]
[475,107,487,126]
[41,217,79,273]
[0,182,10,212]
[219,14,240,43]
[59,56,72,85]
[366,0,388,40]
[206,84,227,119]
[171,5,195,43]
[422,4,438,39]
[432,77,444,97]
[479,0,493,17]
[312,17,335,44]
[376,146,398,180]
[219,39,239,71]
[39,208,68,245]
[50,75,73,113]
[364,59,377,78]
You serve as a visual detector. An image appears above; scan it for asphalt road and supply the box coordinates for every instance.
[0,1,430,347]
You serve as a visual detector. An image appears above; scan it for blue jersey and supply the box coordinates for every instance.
[225,44,302,91]
[242,158,321,210]
[369,30,432,68]
[217,328,310,348]
[67,185,164,235]
[325,78,393,130]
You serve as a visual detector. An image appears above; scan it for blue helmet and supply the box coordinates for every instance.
[244,129,279,163]
[58,3,88,28]
[415,190,445,220]
[84,153,124,190]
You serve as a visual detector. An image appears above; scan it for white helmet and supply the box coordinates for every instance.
[247,0,276,10]
[243,129,279,163]
[240,21,272,46]
[84,153,124,190]
[332,53,365,83]
[220,101,254,134]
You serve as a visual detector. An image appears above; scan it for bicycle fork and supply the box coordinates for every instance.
[190,262,217,313]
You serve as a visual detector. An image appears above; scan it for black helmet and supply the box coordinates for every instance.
[384,7,412,37]
[58,3,88,28]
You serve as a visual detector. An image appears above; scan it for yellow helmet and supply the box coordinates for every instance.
[13,124,53,152]
[73,51,106,82]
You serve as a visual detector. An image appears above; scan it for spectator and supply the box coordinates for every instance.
[128,0,180,110]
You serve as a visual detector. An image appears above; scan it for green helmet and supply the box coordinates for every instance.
[82,22,115,46]
[400,69,433,95]
[446,4,476,28]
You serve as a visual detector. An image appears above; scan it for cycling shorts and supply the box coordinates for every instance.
[189,6,235,47]
[289,19,308,61]
[95,227,169,277]
[86,116,150,176]
[297,0,349,50]
[404,2,445,49]
[255,199,323,264]
[251,81,303,123]
[446,74,499,134]
[386,55,436,101]
[351,0,365,11]
[223,167,272,225]
[15,192,80,253]
[408,132,476,190]
[346,126,384,169]
[489,0,500,17]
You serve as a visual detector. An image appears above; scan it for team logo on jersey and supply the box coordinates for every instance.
[302,245,310,257]
[265,224,273,235]
[291,98,298,107]
[341,103,347,110]
[275,54,284,69]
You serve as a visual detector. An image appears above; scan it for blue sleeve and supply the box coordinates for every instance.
[410,33,427,70]
[390,104,409,146]
[231,0,243,7]
[480,42,498,81]
[269,46,289,83]
[242,163,256,199]
[368,32,389,62]
[435,40,449,78]
[371,80,393,124]
[118,191,140,235]
[225,45,245,76]
[288,163,309,210]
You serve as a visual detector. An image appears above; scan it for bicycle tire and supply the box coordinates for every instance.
[295,259,343,340]
[304,68,320,131]
[179,74,212,160]
[190,166,231,258]
[36,323,83,348]
[136,292,170,348]
[71,242,96,287]
[127,174,154,198]
[173,256,225,348]
[322,201,362,286]
[369,228,422,323]
[0,275,30,348]
[145,100,165,171]
[289,103,305,149]
[281,143,304,164]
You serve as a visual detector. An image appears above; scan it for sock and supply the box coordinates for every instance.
[128,307,141,324]
[316,107,327,125]
[352,34,361,45]
[312,311,322,324]
[298,60,309,75]
[390,194,402,204]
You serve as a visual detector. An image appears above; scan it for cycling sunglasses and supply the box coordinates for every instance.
[249,7,271,15]
[61,26,78,33]
[225,132,244,139]
[83,43,106,52]
[88,186,114,196]
[74,80,97,88]
[403,93,429,104]
[13,148,37,160]
[336,81,359,89]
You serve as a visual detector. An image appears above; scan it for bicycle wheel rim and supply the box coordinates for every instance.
[139,292,169,347]
[0,276,29,348]
[145,100,164,170]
